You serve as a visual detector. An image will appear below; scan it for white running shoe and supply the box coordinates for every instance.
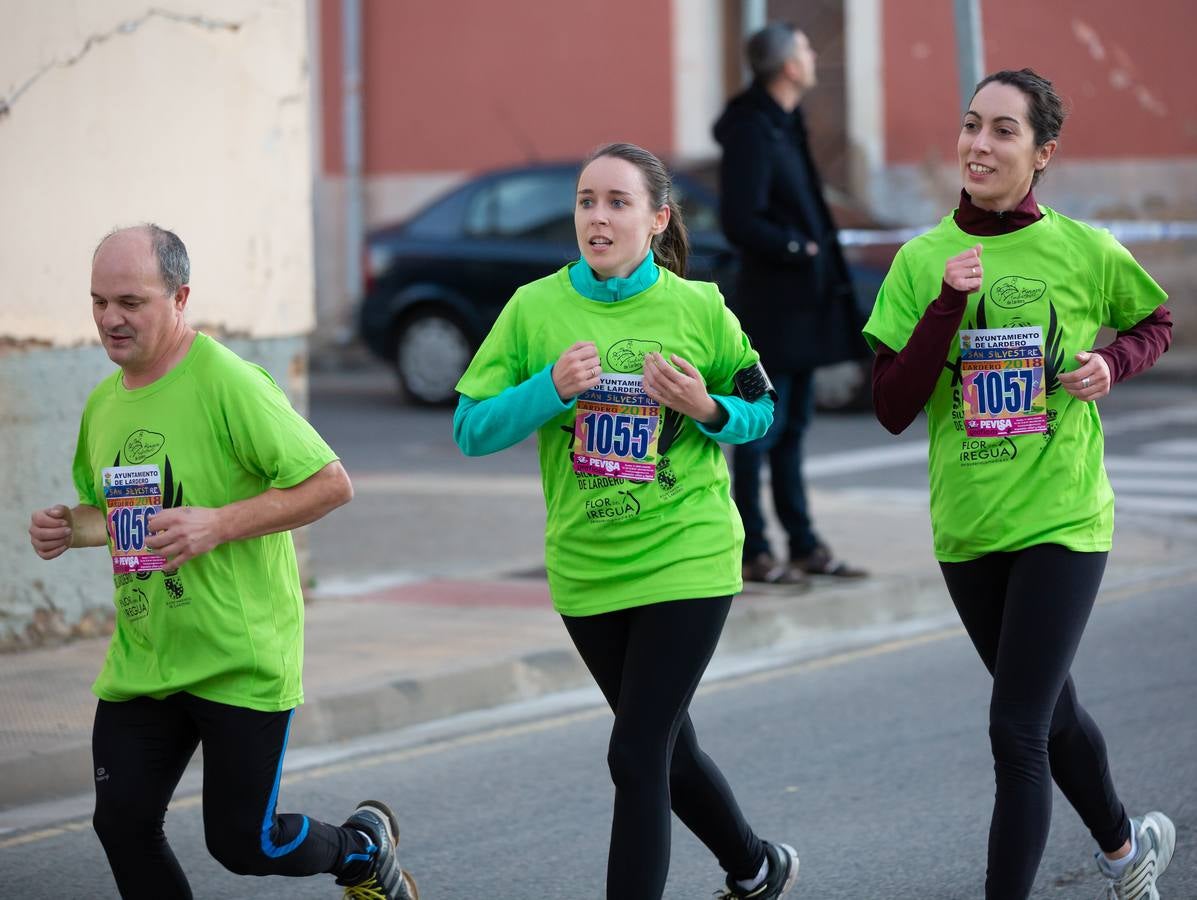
[1095,811,1175,900]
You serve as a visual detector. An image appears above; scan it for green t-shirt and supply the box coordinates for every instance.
[456,265,760,616]
[72,333,338,711]
[863,207,1166,561]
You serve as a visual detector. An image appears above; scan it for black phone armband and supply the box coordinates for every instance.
[733,362,777,402]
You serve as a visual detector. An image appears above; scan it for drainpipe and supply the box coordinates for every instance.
[342,0,364,337]
[741,0,767,84]
[953,0,985,113]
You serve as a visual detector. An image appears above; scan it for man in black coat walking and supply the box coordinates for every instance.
[714,22,866,585]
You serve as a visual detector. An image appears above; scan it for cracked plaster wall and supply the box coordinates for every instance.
[1,2,316,645]
[1,1,314,344]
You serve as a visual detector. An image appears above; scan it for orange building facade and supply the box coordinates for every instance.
[312,0,1196,334]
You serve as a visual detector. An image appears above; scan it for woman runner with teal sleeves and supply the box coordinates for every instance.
[864,69,1175,900]
[455,143,798,900]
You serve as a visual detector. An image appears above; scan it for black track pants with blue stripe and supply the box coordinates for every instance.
[92,692,371,899]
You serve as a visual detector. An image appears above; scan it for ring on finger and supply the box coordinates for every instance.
[1082,376,1090,388]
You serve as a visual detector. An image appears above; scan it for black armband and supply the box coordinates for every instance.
[733,362,777,402]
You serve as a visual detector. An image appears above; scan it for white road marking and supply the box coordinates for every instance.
[804,442,929,477]
[1116,495,1197,516]
[344,405,1194,499]
[351,472,541,495]
[1110,476,1197,495]
[1101,405,1197,435]
[1104,457,1197,476]
[1139,439,1197,457]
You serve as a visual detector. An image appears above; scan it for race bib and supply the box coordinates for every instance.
[102,465,167,574]
[959,327,1047,437]
[572,373,661,483]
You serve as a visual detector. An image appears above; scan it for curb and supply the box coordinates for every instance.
[297,571,955,750]
[0,571,951,811]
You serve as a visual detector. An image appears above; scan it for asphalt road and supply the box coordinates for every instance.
[4,367,1188,898]
[2,567,1192,898]
[303,368,1197,592]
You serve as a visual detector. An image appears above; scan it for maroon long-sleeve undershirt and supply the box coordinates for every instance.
[871,190,1172,435]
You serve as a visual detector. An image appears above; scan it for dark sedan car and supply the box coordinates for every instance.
[358,161,890,406]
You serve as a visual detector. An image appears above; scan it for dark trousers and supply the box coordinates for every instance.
[562,596,764,900]
[92,693,366,899]
[733,369,819,560]
[940,544,1130,900]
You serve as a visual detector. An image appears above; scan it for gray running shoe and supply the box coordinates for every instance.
[1095,811,1175,900]
[337,799,419,900]
[716,841,799,899]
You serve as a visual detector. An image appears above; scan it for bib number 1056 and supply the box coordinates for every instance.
[109,506,157,552]
[974,370,1035,415]
[580,413,654,460]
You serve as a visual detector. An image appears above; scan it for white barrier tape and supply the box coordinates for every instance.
[840,220,1197,247]
[839,227,929,246]
[1087,221,1197,242]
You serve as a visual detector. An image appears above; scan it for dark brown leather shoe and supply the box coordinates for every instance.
[794,544,868,578]
[743,552,811,586]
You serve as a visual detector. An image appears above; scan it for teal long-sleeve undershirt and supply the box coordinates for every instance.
[453,362,774,457]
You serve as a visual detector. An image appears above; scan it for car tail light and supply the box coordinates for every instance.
[364,244,390,296]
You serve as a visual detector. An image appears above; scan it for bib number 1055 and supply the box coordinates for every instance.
[974,370,1035,415]
[109,506,157,552]
[580,413,654,460]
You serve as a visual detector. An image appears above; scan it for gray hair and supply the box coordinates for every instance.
[94,224,190,295]
[746,22,797,83]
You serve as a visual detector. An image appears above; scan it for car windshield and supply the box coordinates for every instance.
[400,166,722,245]
[464,171,578,241]
[403,186,471,239]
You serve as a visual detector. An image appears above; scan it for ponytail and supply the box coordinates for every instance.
[653,198,690,277]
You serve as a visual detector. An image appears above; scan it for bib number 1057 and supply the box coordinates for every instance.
[973,369,1035,415]
[580,412,654,460]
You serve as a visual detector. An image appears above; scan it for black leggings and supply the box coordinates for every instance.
[941,544,1130,900]
[92,693,368,899]
[563,595,764,900]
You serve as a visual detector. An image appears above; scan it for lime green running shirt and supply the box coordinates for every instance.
[863,207,1167,561]
[456,265,760,616]
[72,333,338,711]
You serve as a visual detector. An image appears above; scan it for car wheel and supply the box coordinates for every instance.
[394,311,473,405]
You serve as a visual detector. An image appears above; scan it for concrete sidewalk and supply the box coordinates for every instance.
[0,488,1190,813]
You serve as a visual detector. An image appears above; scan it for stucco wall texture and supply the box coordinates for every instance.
[1,2,316,646]
[0,2,314,344]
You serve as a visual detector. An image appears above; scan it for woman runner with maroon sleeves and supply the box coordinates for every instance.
[863,69,1175,899]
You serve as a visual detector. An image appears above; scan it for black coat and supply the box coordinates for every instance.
[713,82,867,373]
